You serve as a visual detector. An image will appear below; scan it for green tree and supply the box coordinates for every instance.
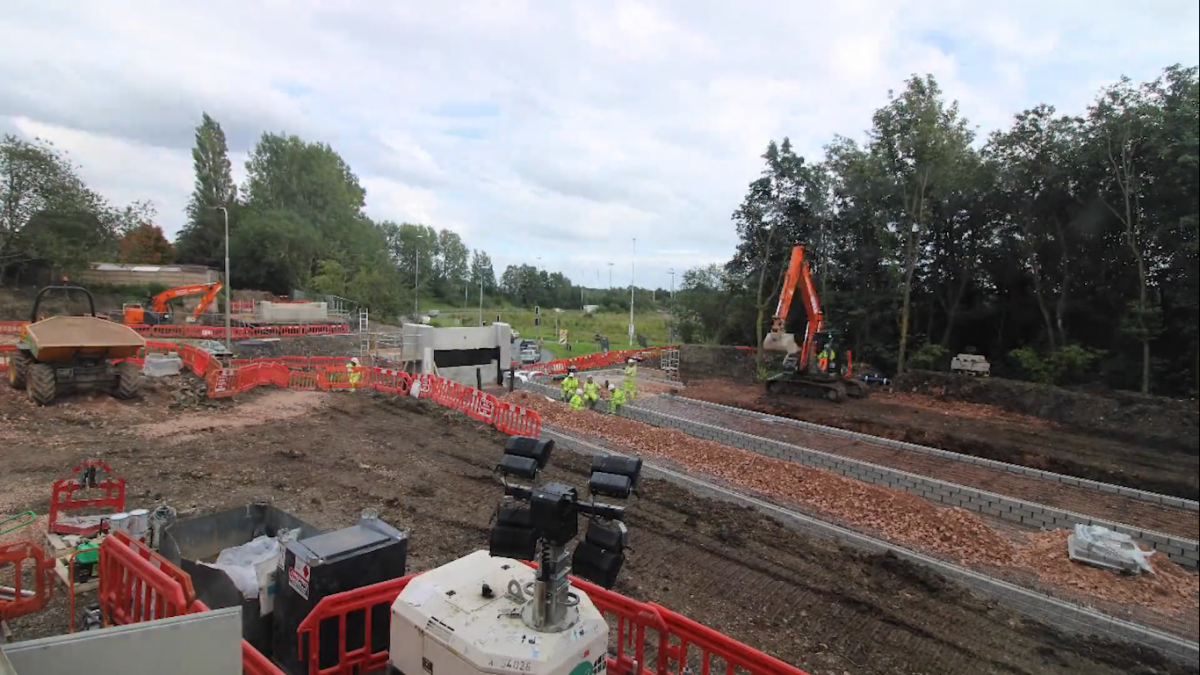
[177,113,237,266]
[868,74,975,372]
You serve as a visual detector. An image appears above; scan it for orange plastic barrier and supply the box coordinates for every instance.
[98,530,195,626]
[0,541,54,621]
[494,401,542,436]
[0,343,15,373]
[520,346,675,375]
[295,566,810,675]
[0,320,27,336]
[295,575,414,675]
[461,388,499,425]
[369,368,412,395]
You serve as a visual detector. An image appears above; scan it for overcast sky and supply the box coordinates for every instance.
[3,2,1197,290]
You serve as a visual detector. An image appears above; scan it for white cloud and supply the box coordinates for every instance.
[2,0,1197,291]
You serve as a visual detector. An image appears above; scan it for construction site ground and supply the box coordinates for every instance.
[679,378,1200,501]
[2,381,1195,675]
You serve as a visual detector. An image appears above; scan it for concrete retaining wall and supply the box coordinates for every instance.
[515,380,1199,569]
[540,426,1200,667]
[404,322,513,387]
[258,301,329,322]
[665,395,1199,513]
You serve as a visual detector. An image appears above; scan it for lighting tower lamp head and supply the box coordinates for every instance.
[489,435,643,630]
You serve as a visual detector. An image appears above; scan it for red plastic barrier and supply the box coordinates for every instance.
[49,460,126,536]
[295,575,416,675]
[0,320,27,335]
[0,343,15,373]
[288,370,321,390]
[461,388,499,424]
[369,368,412,395]
[98,530,194,626]
[493,401,542,437]
[297,567,809,675]
[0,541,54,621]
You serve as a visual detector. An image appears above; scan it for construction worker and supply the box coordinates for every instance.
[622,358,637,400]
[818,342,835,373]
[608,383,626,414]
[569,387,586,411]
[347,357,362,389]
[583,376,600,409]
[561,367,579,402]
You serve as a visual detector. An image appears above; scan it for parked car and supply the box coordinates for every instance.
[519,344,540,364]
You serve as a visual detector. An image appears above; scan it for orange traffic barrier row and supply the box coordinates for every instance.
[519,346,676,376]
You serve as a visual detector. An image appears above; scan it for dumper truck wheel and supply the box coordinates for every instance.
[114,361,141,400]
[27,363,57,406]
[7,351,32,390]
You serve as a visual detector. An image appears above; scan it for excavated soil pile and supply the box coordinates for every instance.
[896,370,1199,453]
[679,345,781,383]
[228,333,360,359]
[507,391,1199,619]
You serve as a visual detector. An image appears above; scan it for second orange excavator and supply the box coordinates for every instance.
[121,281,223,326]
[761,244,868,402]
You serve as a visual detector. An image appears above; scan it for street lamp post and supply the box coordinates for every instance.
[414,253,419,317]
[478,275,484,326]
[628,239,636,347]
[607,262,614,288]
[216,206,231,351]
[668,268,675,299]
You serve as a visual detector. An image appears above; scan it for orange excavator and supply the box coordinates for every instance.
[762,244,868,402]
[121,281,223,326]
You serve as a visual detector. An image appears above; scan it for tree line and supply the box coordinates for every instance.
[673,64,1198,397]
[2,113,661,319]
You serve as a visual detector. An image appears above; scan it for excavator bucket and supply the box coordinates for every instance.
[763,331,799,354]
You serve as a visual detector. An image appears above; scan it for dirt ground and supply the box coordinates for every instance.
[680,378,1200,501]
[2,385,1197,674]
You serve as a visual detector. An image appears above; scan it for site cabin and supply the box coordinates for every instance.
[950,354,990,376]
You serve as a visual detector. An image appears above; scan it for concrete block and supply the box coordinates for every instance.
[1173,539,1198,552]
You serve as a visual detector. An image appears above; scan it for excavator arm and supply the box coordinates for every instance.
[762,245,823,368]
[149,282,223,317]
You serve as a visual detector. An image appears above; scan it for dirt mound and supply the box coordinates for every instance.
[680,345,781,383]
[895,370,1199,453]
[229,334,359,359]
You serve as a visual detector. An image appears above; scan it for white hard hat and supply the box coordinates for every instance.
[608,383,616,391]
[350,357,360,365]
[575,388,583,395]
[627,358,635,363]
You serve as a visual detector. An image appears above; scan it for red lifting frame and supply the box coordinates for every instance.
[0,541,54,621]
[49,459,126,535]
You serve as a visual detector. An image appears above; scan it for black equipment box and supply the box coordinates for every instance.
[272,514,408,675]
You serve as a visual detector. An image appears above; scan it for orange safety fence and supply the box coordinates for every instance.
[93,527,809,675]
[294,565,810,675]
[0,343,15,373]
[0,541,54,621]
[3,336,541,438]
[519,346,676,376]
[98,530,195,626]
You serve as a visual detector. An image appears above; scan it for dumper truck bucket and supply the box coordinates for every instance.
[763,331,799,354]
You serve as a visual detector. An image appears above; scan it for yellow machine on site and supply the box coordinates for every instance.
[8,285,146,405]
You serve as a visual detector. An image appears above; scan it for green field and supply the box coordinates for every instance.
[429,308,672,358]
